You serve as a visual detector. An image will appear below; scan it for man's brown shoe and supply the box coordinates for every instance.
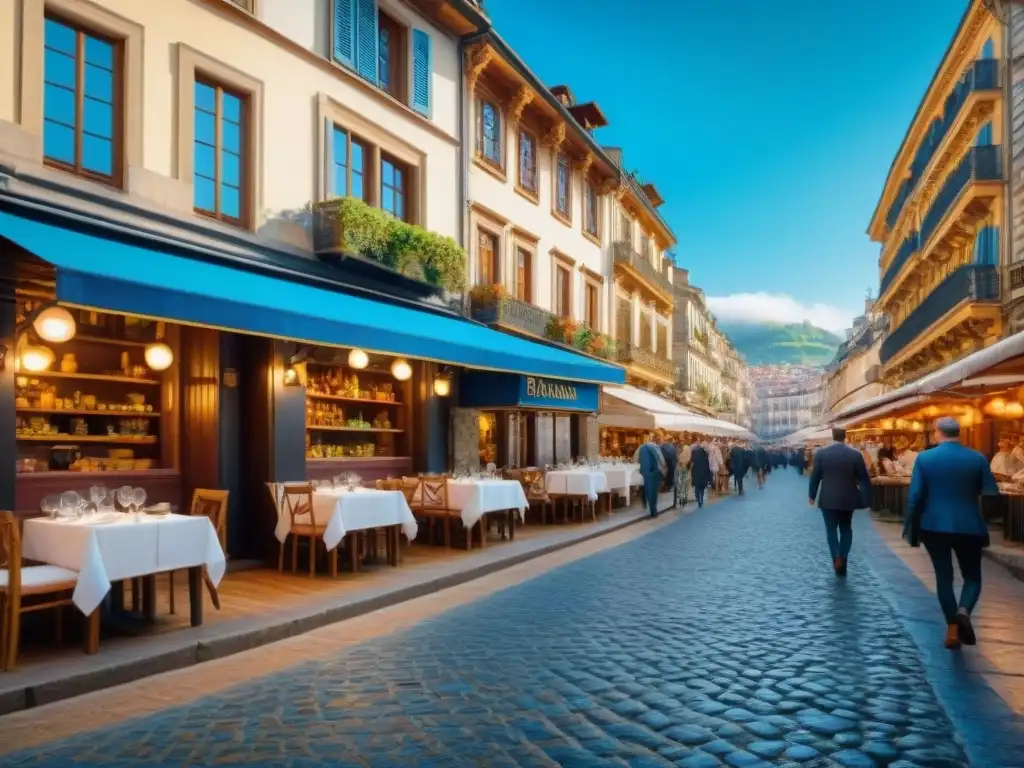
[944,624,962,650]
[955,612,977,646]
[833,556,847,576]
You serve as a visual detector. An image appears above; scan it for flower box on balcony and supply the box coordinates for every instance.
[314,197,467,296]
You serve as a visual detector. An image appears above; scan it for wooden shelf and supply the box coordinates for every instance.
[306,456,402,462]
[21,371,161,386]
[71,335,152,348]
[306,392,404,406]
[16,434,158,444]
[17,408,162,418]
[305,424,403,433]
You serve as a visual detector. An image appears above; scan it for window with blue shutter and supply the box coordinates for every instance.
[411,28,432,116]
[976,121,993,147]
[974,225,999,265]
[982,37,995,60]
[332,0,355,68]
[355,0,378,81]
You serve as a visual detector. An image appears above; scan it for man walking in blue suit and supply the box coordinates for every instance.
[904,417,999,650]
[808,426,872,576]
[637,433,666,518]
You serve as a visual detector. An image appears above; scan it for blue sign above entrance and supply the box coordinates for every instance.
[459,372,599,412]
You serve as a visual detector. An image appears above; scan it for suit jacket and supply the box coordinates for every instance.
[809,442,871,512]
[661,442,679,470]
[690,446,712,487]
[638,442,666,478]
[907,441,998,541]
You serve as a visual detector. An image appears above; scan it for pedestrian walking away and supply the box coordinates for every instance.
[730,442,748,495]
[807,426,872,576]
[689,440,712,508]
[677,440,692,505]
[635,433,666,518]
[903,417,1000,650]
[661,435,679,508]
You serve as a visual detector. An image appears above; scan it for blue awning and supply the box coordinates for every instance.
[0,210,625,385]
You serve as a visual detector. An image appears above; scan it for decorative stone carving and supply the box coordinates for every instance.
[508,85,534,127]
[541,122,566,151]
[577,151,595,179]
[615,182,628,202]
[466,43,494,93]
[598,178,617,196]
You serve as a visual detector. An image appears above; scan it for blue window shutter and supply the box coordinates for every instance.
[982,37,995,60]
[974,225,999,265]
[411,29,432,116]
[977,121,993,147]
[355,0,378,81]
[332,0,355,68]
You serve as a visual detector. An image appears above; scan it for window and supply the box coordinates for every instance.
[555,153,572,218]
[194,78,247,224]
[640,314,652,348]
[657,325,668,358]
[331,126,369,201]
[43,17,120,183]
[516,247,532,302]
[478,100,502,167]
[584,180,599,237]
[477,230,499,286]
[555,265,571,318]
[620,212,631,243]
[518,130,537,194]
[641,234,651,260]
[377,11,406,102]
[585,282,599,329]
[381,155,408,220]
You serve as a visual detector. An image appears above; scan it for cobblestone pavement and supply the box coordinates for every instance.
[1,472,1008,767]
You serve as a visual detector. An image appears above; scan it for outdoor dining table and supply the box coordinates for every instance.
[444,479,528,538]
[274,487,418,569]
[593,464,643,500]
[545,469,609,501]
[22,512,226,652]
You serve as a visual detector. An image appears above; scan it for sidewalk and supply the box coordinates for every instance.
[868,517,1024,767]
[0,490,690,716]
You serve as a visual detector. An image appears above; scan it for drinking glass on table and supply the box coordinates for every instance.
[41,494,60,520]
[132,487,147,521]
[116,485,133,516]
[59,491,81,519]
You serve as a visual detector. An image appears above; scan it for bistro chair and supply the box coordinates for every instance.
[0,511,80,671]
[403,476,458,548]
[519,469,552,525]
[169,489,229,615]
[278,483,336,578]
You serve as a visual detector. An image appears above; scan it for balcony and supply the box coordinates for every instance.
[471,293,555,339]
[885,59,1000,232]
[613,241,673,300]
[616,342,675,381]
[880,264,999,367]
[880,146,1003,306]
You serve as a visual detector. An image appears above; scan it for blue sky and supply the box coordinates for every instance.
[485,0,970,333]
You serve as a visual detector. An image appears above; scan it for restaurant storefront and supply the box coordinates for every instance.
[0,201,625,564]
[454,372,602,469]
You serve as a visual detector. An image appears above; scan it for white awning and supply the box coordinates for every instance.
[600,386,757,439]
[835,331,1024,424]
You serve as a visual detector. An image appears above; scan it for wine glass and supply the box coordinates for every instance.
[132,487,147,521]
[116,485,134,515]
[59,491,80,519]
[41,494,60,519]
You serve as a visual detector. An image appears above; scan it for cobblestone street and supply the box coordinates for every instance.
[3,471,1022,767]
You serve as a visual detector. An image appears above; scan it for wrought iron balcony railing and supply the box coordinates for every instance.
[613,241,673,295]
[880,264,999,365]
[616,343,675,377]
[885,59,1000,231]
[919,145,1002,250]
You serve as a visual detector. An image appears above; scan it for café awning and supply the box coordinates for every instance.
[835,331,1024,425]
[0,209,625,385]
[601,386,757,439]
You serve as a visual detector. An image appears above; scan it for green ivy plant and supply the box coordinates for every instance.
[316,197,467,292]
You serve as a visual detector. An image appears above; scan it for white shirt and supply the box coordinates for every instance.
[991,451,1020,476]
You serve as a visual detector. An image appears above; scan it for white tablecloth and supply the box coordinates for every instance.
[594,464,643,498]
[545,470,609,501]
[444,479,528,530]
[274,488,418,551]
[22,514,226,616]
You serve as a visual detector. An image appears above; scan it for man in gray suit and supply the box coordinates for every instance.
[808,426,872,576]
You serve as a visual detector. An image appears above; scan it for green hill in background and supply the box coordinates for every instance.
[721,321,842,366]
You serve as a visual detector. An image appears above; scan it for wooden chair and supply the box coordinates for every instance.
[0,511,81,671]
[278,483,336,577]
[519,470,552,525]
[403,476,457,548]
[169,489,229,615]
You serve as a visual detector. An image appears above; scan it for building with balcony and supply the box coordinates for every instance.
[868,1,1005,387]
[824,299,887,421]
[606,153,677,391]
[752,370,825,441]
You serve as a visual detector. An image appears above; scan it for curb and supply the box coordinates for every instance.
[0,497,682,716]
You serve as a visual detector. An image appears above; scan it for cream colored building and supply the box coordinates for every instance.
[824,301,886,421]
[752,372,825,440]
[0,0,485,257]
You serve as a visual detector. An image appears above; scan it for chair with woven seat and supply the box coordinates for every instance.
[169,489,228,615]
[403,476,458,548]
[519,469,552,525]
[0,511,81,671]
[278,483,336,577]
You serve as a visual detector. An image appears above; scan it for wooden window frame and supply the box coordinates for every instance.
[551,250,575,319]
[175,44,264,231]
[192,77,250,227]
[553,151,572,226]
[475,96,505,175]
[514,244,534,303]
[583,177,601,244]
[330,125,369,202]
[475,225,501,287]
[516,127,539,202]
[380,151,410,221]
[41,15,124,187]
[377,10,408,104]
[584,281,600,330]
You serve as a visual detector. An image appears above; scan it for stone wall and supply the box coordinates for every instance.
[451,407,480,472]
[579,415,600,459]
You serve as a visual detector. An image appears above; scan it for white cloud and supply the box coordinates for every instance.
[706,293,855,335]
